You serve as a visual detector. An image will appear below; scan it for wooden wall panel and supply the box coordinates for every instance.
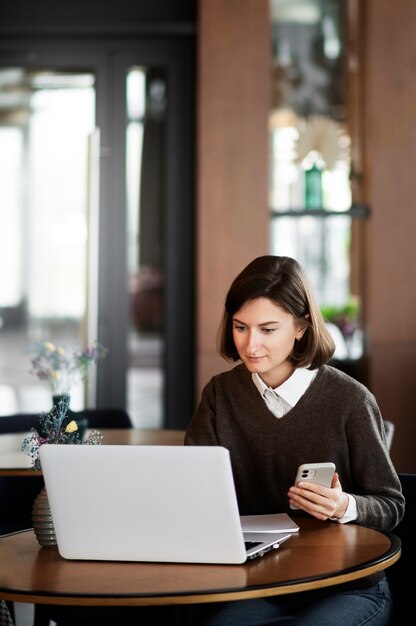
[364,0,416,471]
[196,0,270,399]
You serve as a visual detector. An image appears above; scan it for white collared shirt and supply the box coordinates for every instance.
[252,368,357,524]
[252,368,317,417]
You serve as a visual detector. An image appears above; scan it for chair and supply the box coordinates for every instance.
[0,474,45,536]
[0,414,45,626]
[74,407,132,429]
[0,412,42,434]
[386,473,415,623]
[383,420,395,452]
[0,414,46,535]
[0,600,15,626]
[0,406,133,434]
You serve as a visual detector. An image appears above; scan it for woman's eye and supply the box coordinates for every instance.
[261,328,275,334]
[233,325,246,332]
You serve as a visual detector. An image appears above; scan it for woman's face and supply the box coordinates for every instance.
[232,297,305,387]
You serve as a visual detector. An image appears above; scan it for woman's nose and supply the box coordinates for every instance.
[246,330,260,353]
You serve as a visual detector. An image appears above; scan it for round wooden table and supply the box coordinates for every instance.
[0,519,400,606]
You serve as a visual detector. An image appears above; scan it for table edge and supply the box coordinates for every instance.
[0,531,401,606]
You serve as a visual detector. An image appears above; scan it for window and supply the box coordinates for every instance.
[269,0,365,361]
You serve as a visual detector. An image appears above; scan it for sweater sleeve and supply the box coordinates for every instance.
[344,386,405,531]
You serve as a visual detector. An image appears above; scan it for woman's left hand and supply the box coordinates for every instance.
[288,472,349,520]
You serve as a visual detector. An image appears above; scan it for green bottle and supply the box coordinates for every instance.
[305,163,323,209]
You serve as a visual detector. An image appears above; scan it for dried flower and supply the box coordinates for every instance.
[295,115,350,170]
[21,394,102,470]
[64,420,78,433]
[25,340,108,395]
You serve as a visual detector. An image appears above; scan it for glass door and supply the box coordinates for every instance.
[97,43,194,429]
[0,39,195,428]
[0,67,96,413]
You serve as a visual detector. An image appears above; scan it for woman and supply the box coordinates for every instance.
[185,255,404,626]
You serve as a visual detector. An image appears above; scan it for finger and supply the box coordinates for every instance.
[331,472,340,488]
[289,493,333,520]
[296,481,333,498]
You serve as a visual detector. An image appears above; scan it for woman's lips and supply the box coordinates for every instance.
[245,355,264,363]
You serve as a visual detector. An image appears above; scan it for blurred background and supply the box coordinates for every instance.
[0,0,415,473]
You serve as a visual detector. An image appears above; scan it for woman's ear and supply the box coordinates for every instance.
[296,319,308,340]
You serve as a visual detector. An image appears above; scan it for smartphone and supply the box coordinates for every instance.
[290,462,336,510]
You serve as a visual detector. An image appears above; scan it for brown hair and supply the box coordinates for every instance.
[217,255,335,369]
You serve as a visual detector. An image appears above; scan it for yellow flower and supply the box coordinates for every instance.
[45,342,56,352]
[51,371,61,380]
[65,420,78,433]
[57,346,65,355]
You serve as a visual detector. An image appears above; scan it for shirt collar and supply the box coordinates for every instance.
[252,368,317,407]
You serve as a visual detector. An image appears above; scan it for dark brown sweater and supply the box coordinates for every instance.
[185,364,405,531]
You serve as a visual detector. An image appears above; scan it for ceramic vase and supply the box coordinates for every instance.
[52,393,75,419]
[32,487,57,548]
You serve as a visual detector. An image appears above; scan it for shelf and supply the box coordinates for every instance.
[270,203,370,219]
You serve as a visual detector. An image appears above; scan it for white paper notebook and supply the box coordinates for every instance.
[240,513,299,534]
[39,444,292,564]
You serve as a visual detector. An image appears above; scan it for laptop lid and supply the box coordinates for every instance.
[39,444,291,564]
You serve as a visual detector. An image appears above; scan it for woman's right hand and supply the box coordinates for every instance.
[288,472,348,520]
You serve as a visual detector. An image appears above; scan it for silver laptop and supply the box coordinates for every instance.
[39,444,292,564]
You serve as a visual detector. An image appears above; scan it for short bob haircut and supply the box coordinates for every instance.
[217,255,335,370]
